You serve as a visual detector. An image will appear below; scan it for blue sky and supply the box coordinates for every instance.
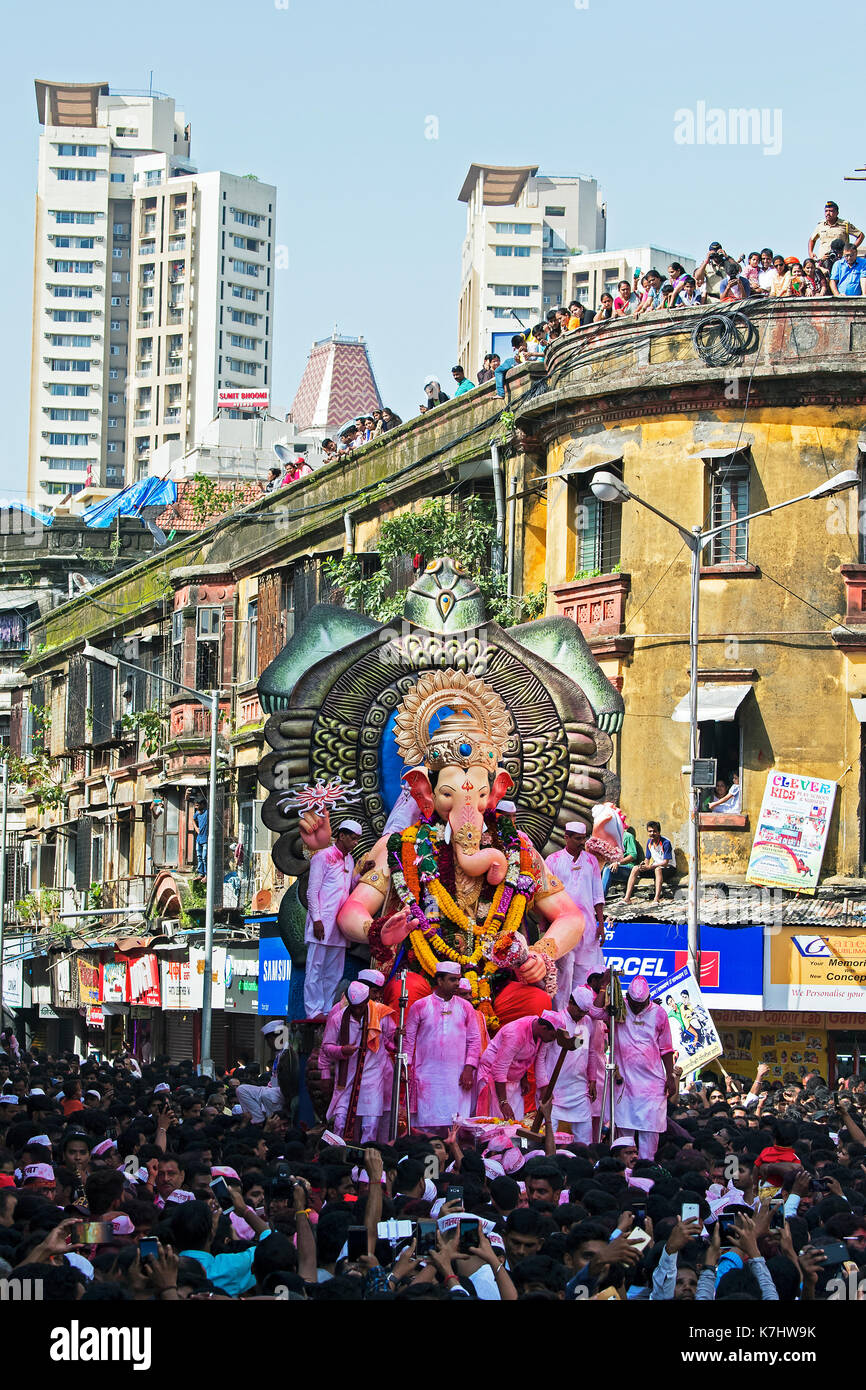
[2,0,863,496]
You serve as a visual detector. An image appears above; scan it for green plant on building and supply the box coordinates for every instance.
[79,536,122,574]
[323,497,547,628]
[14,887,60,925]
[121,706,165,757]
[188,474,246,527]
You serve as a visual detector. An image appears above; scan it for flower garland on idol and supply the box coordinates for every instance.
[387,813,538,1024]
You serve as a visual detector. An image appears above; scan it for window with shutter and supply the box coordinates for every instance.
[90,659,115,744]
[29,679,45,754]
[9,689,23,757]
[75,815,92,891]
[256,570,284,674]
[66,656,87,749]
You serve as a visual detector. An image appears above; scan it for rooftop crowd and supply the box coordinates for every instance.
[3,1019,866,1303]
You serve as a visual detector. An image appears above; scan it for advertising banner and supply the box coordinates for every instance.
[77,958,100,1007]
[224,948,259,1014]
[100,960,127,1004]
[2,953,23,1010]
[126,954,161,1008]
[651,964,723,1074]
[217,388,269,411]
[602,922,763,1009]
[746,771,836,895]
[765,927,866,1011]
[258,934,292,1016]
[162,955,201,1011]
[713,1014,828,1083]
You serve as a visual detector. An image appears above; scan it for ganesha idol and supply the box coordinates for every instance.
[257,556,625,1030]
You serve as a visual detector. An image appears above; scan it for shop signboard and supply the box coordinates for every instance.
[765,926,866,1012]
[603,922,763,1009]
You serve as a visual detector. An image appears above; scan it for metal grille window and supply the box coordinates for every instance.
[66,656,87,748]
[195,607,221,691]
[576,486,622,575]
[709,459,750,565]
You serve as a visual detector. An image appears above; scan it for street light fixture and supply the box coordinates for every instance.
[589,468,859,976]
[83,642,221,1077]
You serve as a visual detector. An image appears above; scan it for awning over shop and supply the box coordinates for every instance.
[671,684,752,724]
[851,698,866,722]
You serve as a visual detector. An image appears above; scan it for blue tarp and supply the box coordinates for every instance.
[2,501,53,526]
[83,476,177,529]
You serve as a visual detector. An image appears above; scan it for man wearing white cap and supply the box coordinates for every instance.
[535,987,605,1142]
[613,975,676,1160]
[303,820,362,1020]
[476,1012,558,1121]
[545,823,605,1006]
[319,968,387,1092]
[320,981,395,1141]
[404,963,481,1133]
[236,1019,287,1124]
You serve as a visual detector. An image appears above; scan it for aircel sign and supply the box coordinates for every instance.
[602,922,763,1009]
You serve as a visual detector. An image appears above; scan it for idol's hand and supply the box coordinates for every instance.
[378,908,412,948]
[517,951,548,985]
[299,810,332,852]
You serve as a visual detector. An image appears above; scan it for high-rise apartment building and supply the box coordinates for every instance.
[127,166,275,479]
[457,164,607,379]
[28,81,193,503]
[28,81,276,502]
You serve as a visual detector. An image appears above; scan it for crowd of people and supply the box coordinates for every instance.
[1,805,863,1306]
[260,201,865,477]
[2,1030,866,1304]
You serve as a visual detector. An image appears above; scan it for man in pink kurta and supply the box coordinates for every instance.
[476,1012,558,1121]
[536,987,605,1143]
[321,982,395,1142]
[405,963,480,1132]
[613,975,675,1160]
[303,821,361,1019]
[545,822,605,1007]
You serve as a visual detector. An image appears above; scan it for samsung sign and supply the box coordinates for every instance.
[257,935,292,1016]
[602,922,763,1009]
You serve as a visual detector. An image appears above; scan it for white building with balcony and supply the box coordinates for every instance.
[457,164,607,378]
[27,81,191,504]
[127,168,276,480]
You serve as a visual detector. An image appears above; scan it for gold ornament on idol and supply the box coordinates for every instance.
[393,668,511,771]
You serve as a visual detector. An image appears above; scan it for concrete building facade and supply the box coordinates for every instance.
[127,168,276,479]
[28,82,192,504]
[457,164,606,378]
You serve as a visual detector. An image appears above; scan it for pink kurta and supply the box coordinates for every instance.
[321,1006,395,1133]
[614,1001,673,1134]
[545,848,605,1002]
[477,1016,545,1120]
[404,993,481,1127]
[304,845,355,945]
[536,1012,604,1126]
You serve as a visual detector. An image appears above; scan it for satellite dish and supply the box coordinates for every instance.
[69,572,94,595]
[273,443,293,468]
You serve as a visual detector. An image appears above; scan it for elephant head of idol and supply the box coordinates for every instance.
[394,669,513,885]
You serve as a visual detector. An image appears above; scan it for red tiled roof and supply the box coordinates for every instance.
[156,480,264,532]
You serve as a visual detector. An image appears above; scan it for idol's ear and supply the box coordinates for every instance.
[404,769,434,818]
[487,768,514,812]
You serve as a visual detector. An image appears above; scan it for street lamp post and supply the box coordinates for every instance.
[588,468,859,978]
[83,644,221,1076]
